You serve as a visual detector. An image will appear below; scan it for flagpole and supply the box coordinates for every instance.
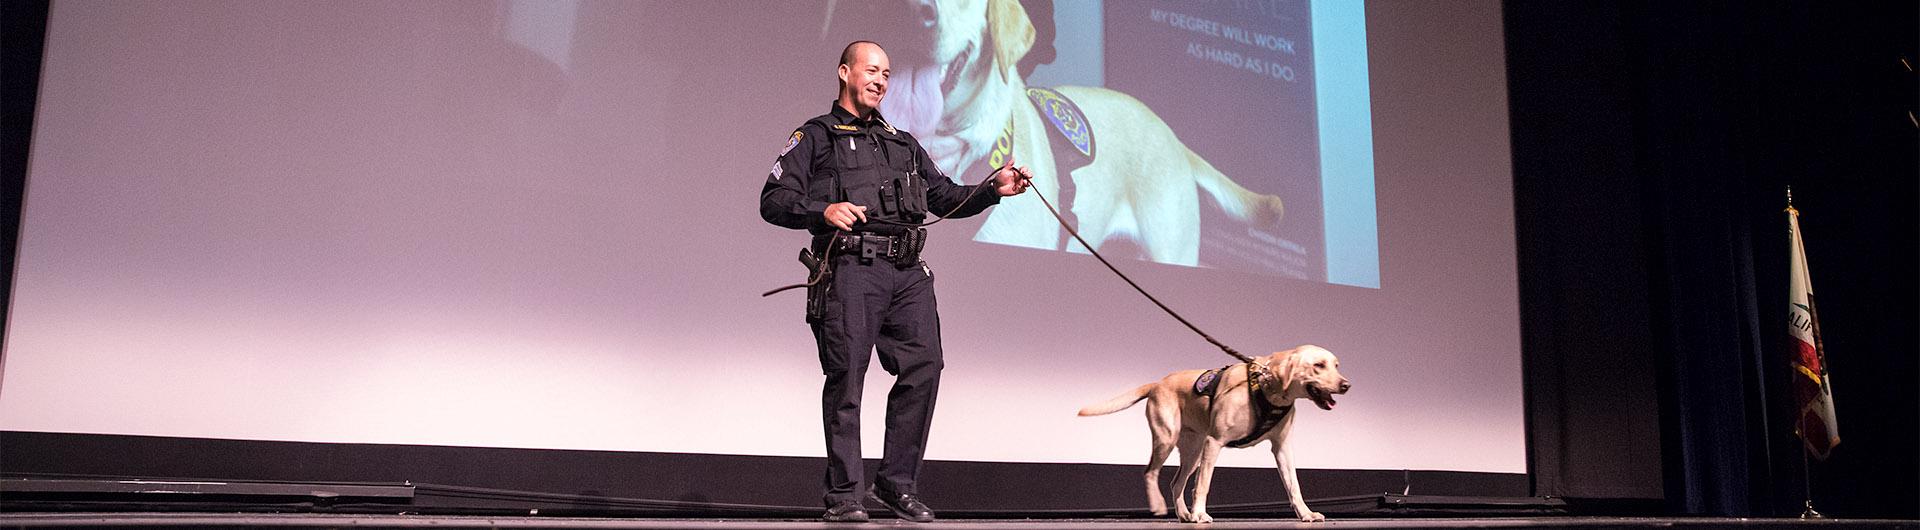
[1798,410,1822,518]
[1787,186,1824,519]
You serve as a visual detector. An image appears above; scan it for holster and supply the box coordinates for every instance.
[800,248,831,323]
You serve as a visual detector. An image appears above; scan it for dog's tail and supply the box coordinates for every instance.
[1077,384,1154,416]
[1189,147,1285,227]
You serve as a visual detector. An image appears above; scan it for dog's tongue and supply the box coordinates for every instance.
[878,64,944,135]
[1311,388,1338,410]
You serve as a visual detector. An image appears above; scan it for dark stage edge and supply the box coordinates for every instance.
[1,514,1916,529]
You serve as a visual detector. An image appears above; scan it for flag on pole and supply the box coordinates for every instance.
[1786,201,1839,459]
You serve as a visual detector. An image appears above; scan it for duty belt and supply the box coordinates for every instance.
[819,229,925,267]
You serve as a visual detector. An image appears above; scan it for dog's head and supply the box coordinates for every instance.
[1256,345,1351,411]
[878,0,1034,170]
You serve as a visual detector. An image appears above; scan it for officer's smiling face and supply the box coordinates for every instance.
[839,43,891,116]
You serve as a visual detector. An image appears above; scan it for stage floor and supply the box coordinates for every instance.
[2,514,1915,529]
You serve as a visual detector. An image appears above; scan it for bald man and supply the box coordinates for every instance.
[760,41,1030,523]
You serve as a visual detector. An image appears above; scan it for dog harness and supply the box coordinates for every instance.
[987,87,1098,251]
[1193,362,1293,449]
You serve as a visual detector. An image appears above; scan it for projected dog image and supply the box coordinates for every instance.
[1078,345,1350,523]
[876,0,1289,267]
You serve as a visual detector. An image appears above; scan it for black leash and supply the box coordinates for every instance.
[759,167,1254,365]
[1016,176,1254,364]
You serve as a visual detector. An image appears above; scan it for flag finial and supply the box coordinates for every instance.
[1785,186,1798,215]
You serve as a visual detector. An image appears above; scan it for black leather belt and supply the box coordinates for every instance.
[817,229,925,266]
[826,233,900,254]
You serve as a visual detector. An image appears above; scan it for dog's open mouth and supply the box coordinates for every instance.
[1306,384,1337,410]
[938,41,974,98]
[877,41,974,141]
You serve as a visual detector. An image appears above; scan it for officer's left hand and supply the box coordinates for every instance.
[991,158,1032,197]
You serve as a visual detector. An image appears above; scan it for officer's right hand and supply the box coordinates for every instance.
[824,202,868,231]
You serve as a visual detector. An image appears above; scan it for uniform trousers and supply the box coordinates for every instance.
[810,254,942,506]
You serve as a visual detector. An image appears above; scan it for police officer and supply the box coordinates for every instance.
[759,41,1030,523]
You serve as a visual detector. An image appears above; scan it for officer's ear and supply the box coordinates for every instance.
[837,63,851,89]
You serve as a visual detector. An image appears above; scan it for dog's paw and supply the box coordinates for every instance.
[1297,510,1325,522]
[1193,511,1214,524]
[1149,506,1167,516]
[1256,196,1286,227]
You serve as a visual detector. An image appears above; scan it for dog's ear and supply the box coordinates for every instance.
[1271,352,1300,391]
[987,0,1035,81]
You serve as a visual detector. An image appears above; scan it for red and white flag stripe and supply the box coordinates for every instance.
[1787,205,1838,459]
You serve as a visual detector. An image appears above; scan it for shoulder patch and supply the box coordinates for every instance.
[770,130,803,180]
[1193,368,1223,398]
[831,124,859,132]
[1026,87,1094,159]
[780,130,803,157]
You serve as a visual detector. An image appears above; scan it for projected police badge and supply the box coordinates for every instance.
[771,130,803,180]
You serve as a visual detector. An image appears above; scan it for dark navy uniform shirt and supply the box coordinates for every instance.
[760,103,1000,236]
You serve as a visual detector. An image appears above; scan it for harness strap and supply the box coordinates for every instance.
[1222,362,1292,449]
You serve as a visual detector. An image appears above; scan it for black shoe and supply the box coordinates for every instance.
[868,486,935,523]
[822,500,868,522]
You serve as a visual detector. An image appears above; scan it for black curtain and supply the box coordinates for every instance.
[0,1,46,339]
[1509,0,1918,518]
[1508,0,1668,506]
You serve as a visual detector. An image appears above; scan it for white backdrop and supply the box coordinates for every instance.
[2,0,1520,473]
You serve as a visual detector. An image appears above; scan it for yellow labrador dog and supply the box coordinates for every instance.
[878,0,1288,266]
[1078,345,1350,523]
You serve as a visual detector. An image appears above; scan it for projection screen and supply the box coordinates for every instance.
[2,0,1520,473]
